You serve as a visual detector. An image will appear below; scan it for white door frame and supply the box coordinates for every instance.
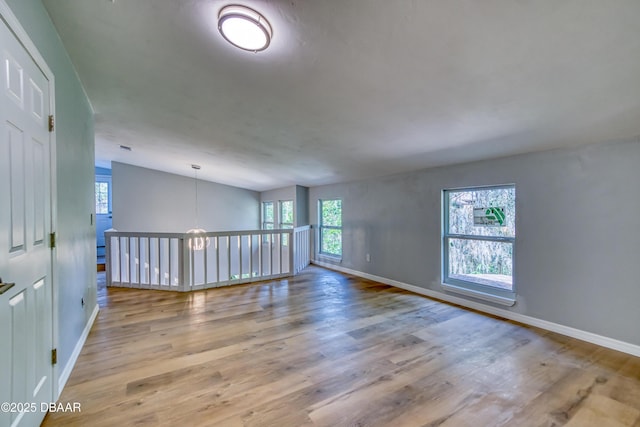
[0,0,59,398]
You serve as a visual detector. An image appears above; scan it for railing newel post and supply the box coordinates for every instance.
[105,232,112,286]
[289,229,294,275]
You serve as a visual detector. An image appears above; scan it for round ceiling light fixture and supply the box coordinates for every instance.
[218,5,272,52]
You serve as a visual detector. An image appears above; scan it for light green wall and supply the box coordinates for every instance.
[6,0,96,376]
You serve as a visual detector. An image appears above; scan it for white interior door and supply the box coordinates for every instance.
[0,13,54,427]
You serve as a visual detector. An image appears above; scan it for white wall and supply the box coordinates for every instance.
[112,162,259,232]
[6,0,96,378]
[310,138,640,347]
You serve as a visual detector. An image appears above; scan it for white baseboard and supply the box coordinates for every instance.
[311,260,640,358]
[57,304,99,396]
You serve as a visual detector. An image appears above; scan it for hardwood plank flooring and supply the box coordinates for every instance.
[42,266,640,426]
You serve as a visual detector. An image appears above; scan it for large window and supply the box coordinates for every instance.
[443,185,516,304]
[262,201,274,230]
[319,199,342,257]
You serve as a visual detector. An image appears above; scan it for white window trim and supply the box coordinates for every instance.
[441,282,516,306]
[95,175,112,215]
[442,185,516,305]
[318,199,342,258]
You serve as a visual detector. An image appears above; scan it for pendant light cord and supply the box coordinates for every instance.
[194,169,199,228]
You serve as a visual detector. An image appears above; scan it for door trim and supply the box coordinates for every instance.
[0,0,59,398]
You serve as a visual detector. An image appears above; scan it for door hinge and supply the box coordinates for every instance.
[51,348,57,365]
[50,232,56,249]
[48,115,54,132]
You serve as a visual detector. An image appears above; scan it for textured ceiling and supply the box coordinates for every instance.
[43,0,640,191]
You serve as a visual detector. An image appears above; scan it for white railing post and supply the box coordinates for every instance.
[288,229,294,274]
[203,242,208,287]
[105,231,112,286]
[292,226,310,274]
[180,236,190,291]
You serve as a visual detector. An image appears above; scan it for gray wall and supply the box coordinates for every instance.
[112,162,259,232]
[260,186,295,227]
[261,186,296,205]
[296,185,309,226]
[310,138,640,347]
[260,185,309,227]
[7,0,96,373]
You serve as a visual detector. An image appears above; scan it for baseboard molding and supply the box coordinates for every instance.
[311,260,640,358]
[57,304,99,396]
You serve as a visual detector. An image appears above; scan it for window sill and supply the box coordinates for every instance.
[317,253,342,263]
[441,282,516,307]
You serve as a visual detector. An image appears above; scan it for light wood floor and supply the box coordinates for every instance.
[42,266,640,427]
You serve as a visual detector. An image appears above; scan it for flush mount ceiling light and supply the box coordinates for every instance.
[218,4,272,52]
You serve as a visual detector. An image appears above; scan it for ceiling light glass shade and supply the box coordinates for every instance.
[218,5,272,52]
[186,228,211,251]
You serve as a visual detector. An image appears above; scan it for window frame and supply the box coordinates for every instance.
[262,201,274,230]
[318,198,342,258]
[278,200,294,246]
[95,175,112,215]
[278,200,294,229]
[442,184,516,306]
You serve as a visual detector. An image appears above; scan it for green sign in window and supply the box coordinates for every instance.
[474,207,506,226]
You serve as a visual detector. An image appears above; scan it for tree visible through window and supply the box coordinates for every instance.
[262,202,274,230]
[319,199,342,257]
[279,200,293,228]
[280,200,294,245]
[443,185,515,297]
[95,182,109,214]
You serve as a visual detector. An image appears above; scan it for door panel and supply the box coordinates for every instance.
[5,51,24,107]
[9,291,28,426]
[1,13,53,427]
[7,122,26,253]
[33,140,45,245]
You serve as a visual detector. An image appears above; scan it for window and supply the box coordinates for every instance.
[95,181,110,214]
[262,201,274,230]
[443,185,516,305]
[279,200,294,229]
[319,199,342,257]
[279,200,294,245]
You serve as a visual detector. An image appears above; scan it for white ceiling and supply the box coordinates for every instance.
[42,0,640,191]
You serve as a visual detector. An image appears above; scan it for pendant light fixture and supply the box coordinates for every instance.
[218,4,272,52]
[186,164,210,251]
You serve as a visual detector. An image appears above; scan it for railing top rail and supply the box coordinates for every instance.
[294,225,311,231]
[105,228,296,239]
[205,228,294,237]
[105,231,185,239]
